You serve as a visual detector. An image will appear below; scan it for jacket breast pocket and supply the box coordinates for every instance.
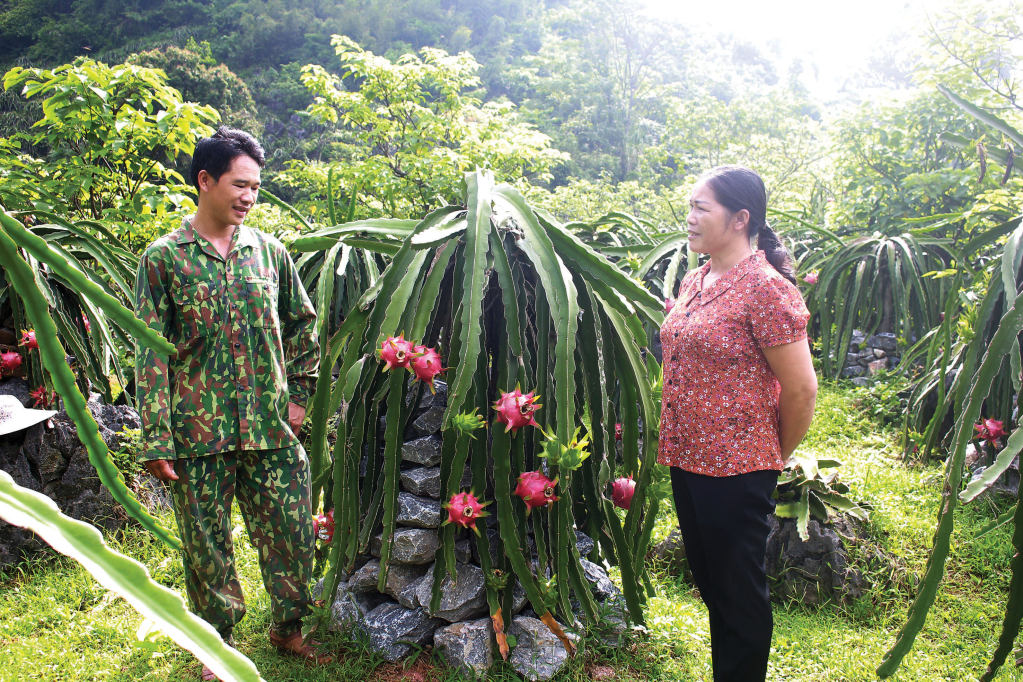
[172,281,221,337]
[244,276,279,329]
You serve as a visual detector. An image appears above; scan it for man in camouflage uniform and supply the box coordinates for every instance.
[134,127,327,678]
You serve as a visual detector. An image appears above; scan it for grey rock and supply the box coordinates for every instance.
[349,559,381,593]
[850,377,871,388]
[455,539,472,563]
[400,467,442,498]
[416,562,488,622]
[435,617,494,676]
[381,562,432,608]
[872,348,887,359]
[575,531,594,557]
[765,515,867,606]
[844,353,860,368]
[841,365,866,378]
[360,602,443,662]
[868,333,899,353]
[849,329,867,352]
[397,492,442,528]
[0,378,32,407]
[855,348,875,365]
[413,406,445,436]
[649,529,688,576]
[372,528,440,564]
[507,615,578,681]
[311,579,365,629]
[402,436,442,466]
[579,558,621,602]
[867,359,887,375]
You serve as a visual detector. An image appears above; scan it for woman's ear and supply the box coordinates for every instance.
[732,208,750,233]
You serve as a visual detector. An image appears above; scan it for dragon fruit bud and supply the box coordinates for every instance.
[442,491,490,533]
[538,426,590,471]
[514,471,559,514]
[611,476,636,510]
[453,409,487,436]
[664,297,676,314]
[615,423,623,442]
[1,351,22,376]
[377,333,415,371]
[493,388,542,434]
[803,271,819,285]
[20,330,38,350]
[313,509,334,543]
[410,344,445,392]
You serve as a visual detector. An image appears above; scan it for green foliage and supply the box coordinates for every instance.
[849,371,912,428]
[127,41,258,131]
[1,58,217,247]
[109,427,144,485]
[0,470,262,682]
[298,36,567,217]
[774,455,870,542]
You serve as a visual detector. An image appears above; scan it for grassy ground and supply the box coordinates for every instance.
[0,382,1018,681]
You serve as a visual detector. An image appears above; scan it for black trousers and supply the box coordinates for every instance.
[670,466,779,682]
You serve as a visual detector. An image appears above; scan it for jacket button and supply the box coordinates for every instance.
[231,303,237,310]
[234,343,240,349]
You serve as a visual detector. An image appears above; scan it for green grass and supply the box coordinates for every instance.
[0,382,1019,681]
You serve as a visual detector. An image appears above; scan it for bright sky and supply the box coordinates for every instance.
[643,0,936,98]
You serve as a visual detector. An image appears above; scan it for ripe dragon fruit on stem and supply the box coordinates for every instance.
[20,330,38,350]
[493,387,541,434]
[313,509,334,543]
[514,471,559,515]
[974,418,1007,445]
[377,333,415,371]
[442,491,490,534]
[410,344,445,392]
[1,351,22,377]
[611,476,636,510]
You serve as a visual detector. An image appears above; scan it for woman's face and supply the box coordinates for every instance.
[686,180,747,255]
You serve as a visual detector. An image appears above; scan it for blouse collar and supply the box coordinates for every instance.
[684,251,766,307]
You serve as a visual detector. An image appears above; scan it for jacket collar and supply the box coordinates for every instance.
[683,251,765,307]
[170,215,259,257]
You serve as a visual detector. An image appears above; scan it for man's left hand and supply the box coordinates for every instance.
[288,402,306,436]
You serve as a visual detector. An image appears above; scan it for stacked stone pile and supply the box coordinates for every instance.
[839,330,902,385]
[315,379,627,679]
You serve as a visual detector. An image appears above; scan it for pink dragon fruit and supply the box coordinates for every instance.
[377,333,415,371]
[313,509,334,543]
[20,330,38,350]
[30,385,53,409]
[664,297,676,314]
[615,423,623,442]
[975,418,1007,443]
[493,388,542,434]
[442,491,490,533]
[514,471,559,514]
[803,271,819,285]
[611,476,636,510]
[1,351,22,376]
[410,344,445,392]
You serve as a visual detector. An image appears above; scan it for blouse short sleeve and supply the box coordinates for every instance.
[748,274,810,348]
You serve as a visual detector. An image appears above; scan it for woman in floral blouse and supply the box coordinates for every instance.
[659,165,818,682]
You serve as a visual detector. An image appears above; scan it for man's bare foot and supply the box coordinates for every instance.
[269,630,334,665]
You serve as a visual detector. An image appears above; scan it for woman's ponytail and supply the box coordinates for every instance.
[700,165,798,286]
[754,222,797,286]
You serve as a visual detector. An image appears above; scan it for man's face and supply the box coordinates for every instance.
[197,154,261,226]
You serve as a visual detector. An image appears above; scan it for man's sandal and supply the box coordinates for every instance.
[268,630,334,665]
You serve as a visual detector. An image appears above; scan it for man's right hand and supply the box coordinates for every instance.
[145,459,179,482]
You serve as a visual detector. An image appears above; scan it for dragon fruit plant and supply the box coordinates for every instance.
[301,170,664,658]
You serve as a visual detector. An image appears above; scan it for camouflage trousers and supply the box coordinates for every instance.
[167,444,315,639]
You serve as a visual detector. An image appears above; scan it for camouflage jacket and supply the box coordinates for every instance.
[134,217,319,462]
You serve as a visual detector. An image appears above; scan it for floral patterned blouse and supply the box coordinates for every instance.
[657,251,810,476]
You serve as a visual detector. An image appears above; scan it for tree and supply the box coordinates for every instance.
[0,58,217,247]
[294,35,567,218]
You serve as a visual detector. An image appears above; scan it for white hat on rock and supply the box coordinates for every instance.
[0,394,57,436]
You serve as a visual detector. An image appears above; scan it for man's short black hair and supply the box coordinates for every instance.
[189,126,266,190]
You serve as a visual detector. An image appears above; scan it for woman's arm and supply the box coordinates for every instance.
[762,338,818,462]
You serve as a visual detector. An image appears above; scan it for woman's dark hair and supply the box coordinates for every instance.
[189,126,266,190]
[699,165,797,285]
